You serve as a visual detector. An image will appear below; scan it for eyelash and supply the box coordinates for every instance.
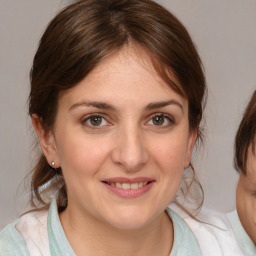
[81,113,175,129]
[81,113,111,129]
[146,113,175,128]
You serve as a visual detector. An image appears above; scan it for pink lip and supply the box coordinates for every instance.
[101,177,155,198]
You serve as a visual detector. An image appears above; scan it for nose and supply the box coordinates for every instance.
[111,125,149,172]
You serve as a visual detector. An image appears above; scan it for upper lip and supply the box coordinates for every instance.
[102,177,155,183]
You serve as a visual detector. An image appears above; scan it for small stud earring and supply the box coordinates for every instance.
[51,162,55,167]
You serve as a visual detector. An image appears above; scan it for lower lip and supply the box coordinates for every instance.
[102,182,154,198]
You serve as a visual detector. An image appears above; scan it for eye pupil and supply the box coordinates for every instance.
[153,115,164,125]
[90,116,102,126]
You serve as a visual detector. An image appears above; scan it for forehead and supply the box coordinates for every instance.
[59,46,187,109]
[89,46,179,88]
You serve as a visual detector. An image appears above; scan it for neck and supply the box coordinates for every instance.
[60,205,173,256]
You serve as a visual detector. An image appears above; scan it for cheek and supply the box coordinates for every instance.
[56,134,111,175]
[237,184,256,235]
[244,197,256,243]
[150,136,189,170]
[150,137,188,199]
[253,199,256,225]
[236,179,246,213]
[236,184,243,211]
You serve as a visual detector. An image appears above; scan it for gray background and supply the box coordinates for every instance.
[0,0,255,230]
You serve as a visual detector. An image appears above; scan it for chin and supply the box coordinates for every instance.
[104,207,155,230]
[108,218,151,230]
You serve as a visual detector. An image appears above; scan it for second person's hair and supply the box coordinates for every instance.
[234,90,256,174]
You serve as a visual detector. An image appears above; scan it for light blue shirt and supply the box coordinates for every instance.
[0,197,202,255]
[227,210,256,256]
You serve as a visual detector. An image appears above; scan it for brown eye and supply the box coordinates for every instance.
[152,115,165,125]
[147,114,174,127]
[84,115,107,127]
[91,116,102,126]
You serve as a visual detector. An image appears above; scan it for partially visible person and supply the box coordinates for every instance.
[228,90,256,255]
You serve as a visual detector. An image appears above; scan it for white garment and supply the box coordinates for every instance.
[16,210,50,256]
[169,204,245,255]
[227,210,256,256]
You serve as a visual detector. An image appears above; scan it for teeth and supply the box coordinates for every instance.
[122,183,130,189]
[131,183,138,189]
[116,182,122,188]
[107,182,150,189]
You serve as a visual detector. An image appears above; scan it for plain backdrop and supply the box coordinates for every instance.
[0,0,255,230]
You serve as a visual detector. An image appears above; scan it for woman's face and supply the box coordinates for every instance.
[236,145,256,244]
[41,47,196,230]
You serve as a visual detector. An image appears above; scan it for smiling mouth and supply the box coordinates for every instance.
[101,178,155,198]
[101,177,156,198]
[102,181,153,190]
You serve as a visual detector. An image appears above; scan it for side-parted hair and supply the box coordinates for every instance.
[28,0,207,210]
[234,90,256,174]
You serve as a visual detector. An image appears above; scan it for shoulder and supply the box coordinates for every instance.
[168,204,244,256]
[0,219,29,255]
[0,209,50,256]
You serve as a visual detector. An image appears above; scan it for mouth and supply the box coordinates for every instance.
[101,177,155,198]
[102,181,153,190]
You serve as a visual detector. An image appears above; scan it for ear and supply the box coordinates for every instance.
[184,129,198,169]
[32,114,60,168]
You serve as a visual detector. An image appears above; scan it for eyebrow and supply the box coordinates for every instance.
[69,100,116,111]
[145,100,183,112]
[69,99,183,112]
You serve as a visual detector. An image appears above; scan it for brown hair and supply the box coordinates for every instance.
[29,0,206,210]
[234,90,256,175]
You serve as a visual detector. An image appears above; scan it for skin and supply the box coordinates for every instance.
[33,46,197,256]
[236,145,256,244]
